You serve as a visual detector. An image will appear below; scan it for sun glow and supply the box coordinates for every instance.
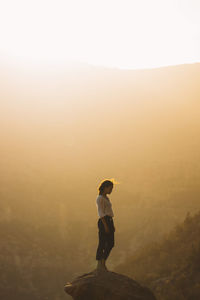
[0,0,199,69]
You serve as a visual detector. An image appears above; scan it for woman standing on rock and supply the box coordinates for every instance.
[95,179,115,271]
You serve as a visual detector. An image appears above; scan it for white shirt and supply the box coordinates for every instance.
[96,195,114,218]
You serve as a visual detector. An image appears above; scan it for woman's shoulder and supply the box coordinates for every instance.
[97,195,110,203]
[96,195,104,202]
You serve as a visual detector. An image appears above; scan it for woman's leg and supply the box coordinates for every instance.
[103,230,115,260]
[96,225,107,260]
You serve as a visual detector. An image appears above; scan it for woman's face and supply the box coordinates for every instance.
[104,185,113,194]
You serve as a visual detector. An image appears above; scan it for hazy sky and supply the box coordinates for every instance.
[0,0,199,69]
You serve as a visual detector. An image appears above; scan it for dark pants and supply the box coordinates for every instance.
[96,215,115,260]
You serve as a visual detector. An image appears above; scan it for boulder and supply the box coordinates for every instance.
[64,268,157,300]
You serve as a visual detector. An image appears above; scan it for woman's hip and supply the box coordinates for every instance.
[98,215,115,232]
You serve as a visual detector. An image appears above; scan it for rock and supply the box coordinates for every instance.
[64,268,157,300]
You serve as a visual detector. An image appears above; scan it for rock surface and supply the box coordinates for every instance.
[64,268,157,300]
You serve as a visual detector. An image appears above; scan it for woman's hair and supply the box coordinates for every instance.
[98,179,114,195]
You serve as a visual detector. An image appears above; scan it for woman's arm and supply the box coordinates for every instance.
[100,216,110,233]
[98,197,110,233]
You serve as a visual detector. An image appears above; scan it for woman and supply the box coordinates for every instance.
[95,179,115,271]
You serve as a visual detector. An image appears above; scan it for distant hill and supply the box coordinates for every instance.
[0,60,200,269]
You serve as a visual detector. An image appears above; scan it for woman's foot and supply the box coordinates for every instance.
[101,258,109,271]
[96,259,104,271]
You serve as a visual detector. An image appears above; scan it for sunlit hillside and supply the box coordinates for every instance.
[114,210,200,300]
